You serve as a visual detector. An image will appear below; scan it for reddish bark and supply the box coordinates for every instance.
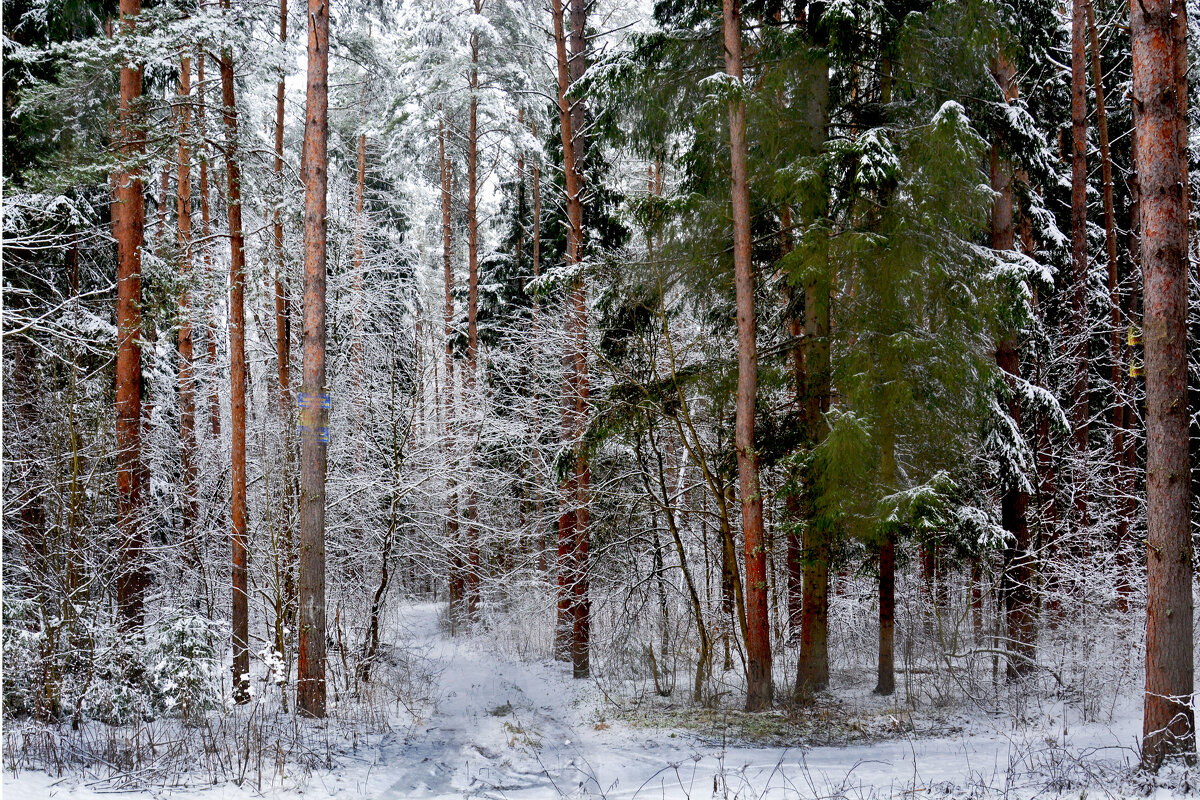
[274,0,291,414]
[1085,0,1134,602]
[272,0,296,661]
[1132,0,1195,769]
[990,53,1035,679]
[177,50,198,556]
[196,53,221,440]
[219,12,250,704]
[1176,3,1191,270]
[722,0,771,711]
[550,0,591,678]
[1069,0,1090,526]
[113,0,147,630]
[567,0,592,681]
[298,0,330,717]
[439,115,463,621]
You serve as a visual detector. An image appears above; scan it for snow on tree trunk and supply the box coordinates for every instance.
[990,51,1036,680]
[177,50,198,561]
[1069,0,1090,530]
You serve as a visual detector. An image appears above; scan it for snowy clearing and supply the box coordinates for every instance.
[5,601,1188,800]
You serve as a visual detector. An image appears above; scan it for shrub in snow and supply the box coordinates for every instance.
[150,609,225,721]
[2,595,42,717]
[260,645,286,686]
[3,593,95,722]
[82,634,156,725]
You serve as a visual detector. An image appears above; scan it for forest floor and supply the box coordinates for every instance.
[3,601,1192,799]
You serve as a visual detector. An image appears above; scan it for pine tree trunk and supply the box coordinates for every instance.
[551,0,590,677]
[1084,0,1135,602]
[550,0,574,660]
[722,0,771,711]
[196,53,221,441]
[274,0,290,412]
[874,416,896,696]
[1176,3,1191,278]
[440,115,463,623]
[990,52,1036,679]
[113,0,147,631]
[1132,0,1195,770]
[1069,0,1090,527]
[271,0,297,670]
[298,0,330,718]
[177,50,198,560]
[219,17,250,705]
[568,0,591,680]
[781,201,803,641]
[795,12,832,701]
[466,13,481,620]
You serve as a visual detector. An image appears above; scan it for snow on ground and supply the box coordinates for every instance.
[2,601,1182,799]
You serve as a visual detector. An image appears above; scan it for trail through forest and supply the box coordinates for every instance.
[371,604,1145,799]
[4,600,1156,799]
[4,0,1198,794]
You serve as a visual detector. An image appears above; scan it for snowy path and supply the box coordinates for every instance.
[3,601,1147,799]
[359,602,1141,799]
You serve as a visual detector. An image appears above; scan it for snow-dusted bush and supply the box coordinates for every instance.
[150,609,225,721]
[2,595,42,717]
[82,634,156,726]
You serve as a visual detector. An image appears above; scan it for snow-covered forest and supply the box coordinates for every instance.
[3,0,1200,796]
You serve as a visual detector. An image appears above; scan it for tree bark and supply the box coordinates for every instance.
[795,7,832,701]
[271,0,297,671]
[1069,0,1090,526]
[722,0,771,711]
[990,52,1036,680]
[874,416,896,696]
[218,7,250,705]
[439,114,463,623]
[196,53,221,441]
[298,0,330,717]
[466,6,482,620]
[781,203,803,640]
[1176,2,1191,277]
[551,0,591,678]
[113,0,147,631]
[274,0,290,412]
[177,50,198,558]
[567,0,591,681]
[1132,0,1195,769]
